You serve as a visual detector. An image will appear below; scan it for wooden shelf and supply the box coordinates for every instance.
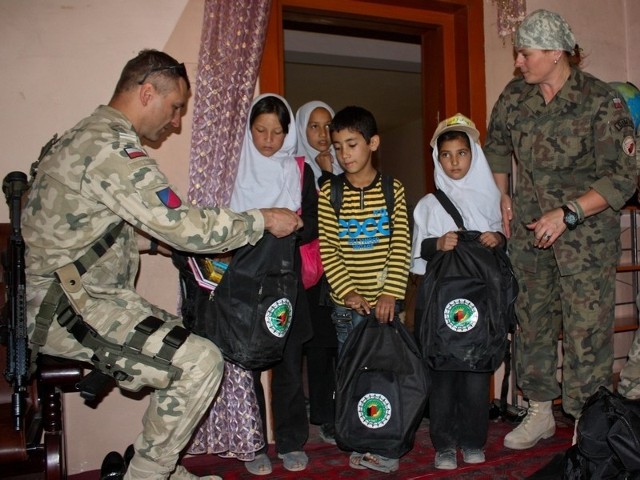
[616,207,640,333]
[617,265,640,273]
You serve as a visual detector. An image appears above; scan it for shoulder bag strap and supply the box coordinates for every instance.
[433,189,466,230]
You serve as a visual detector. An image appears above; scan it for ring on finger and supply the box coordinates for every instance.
[544,233,551,240]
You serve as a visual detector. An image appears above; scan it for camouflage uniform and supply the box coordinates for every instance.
[22,105,266,479]
[484,69,637,417]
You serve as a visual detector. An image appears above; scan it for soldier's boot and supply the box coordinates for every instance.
[503,400,556,450]
[124,453,221,480]
[169,465,221,480]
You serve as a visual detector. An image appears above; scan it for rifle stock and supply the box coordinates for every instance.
[3,171,30,431]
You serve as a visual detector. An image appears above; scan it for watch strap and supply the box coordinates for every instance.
[567,200,584,223]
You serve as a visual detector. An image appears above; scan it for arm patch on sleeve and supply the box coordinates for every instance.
[623,136,636,157]
[156,187,182,208]
[124,147,148,159]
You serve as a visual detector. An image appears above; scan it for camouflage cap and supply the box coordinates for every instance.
[430,113,479,147]
[515,9,576,53]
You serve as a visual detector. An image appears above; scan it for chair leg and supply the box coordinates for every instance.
[40,382,66,480]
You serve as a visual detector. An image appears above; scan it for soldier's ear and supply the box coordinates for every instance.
[139,83,155,107]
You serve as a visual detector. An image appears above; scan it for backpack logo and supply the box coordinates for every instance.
[444,299,478,332]
[265,298,293,337]
[358,393,392,429]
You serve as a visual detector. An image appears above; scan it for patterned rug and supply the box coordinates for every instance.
[179,407,574,480]
[68,406,573,480]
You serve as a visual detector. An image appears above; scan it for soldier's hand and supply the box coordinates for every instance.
[261,208,303,238]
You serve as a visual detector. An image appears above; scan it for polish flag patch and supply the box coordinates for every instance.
[124,147,147,159]
[156,187,182,208]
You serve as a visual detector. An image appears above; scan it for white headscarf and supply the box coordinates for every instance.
[294,101,343,187]
[230,93,301,211]
[410,132,502,274]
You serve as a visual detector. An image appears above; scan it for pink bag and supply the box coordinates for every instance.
[296,156,324,289]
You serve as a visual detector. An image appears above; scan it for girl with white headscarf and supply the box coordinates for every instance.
[294,101,343,189]
[294,100,342,444]
[410,113,503,275]
[230,93,315,475]
[230,93,302,212]
[410,113,504,471]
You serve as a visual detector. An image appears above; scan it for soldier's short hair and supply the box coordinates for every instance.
[113,49,190,96]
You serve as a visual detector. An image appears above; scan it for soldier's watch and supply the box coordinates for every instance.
[561,204,579,230]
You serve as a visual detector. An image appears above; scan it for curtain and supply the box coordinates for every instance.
[185,0,272,461]
[187,0,272,207]
[492,0,526,41]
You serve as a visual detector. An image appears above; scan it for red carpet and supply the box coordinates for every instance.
[71,408,573,480]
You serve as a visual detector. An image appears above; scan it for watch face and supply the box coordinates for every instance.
[563,206,579,230]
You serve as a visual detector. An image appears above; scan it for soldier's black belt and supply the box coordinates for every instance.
[31,221,188,400]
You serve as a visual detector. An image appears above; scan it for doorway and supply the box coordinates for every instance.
[283,27,424,208]
[260,0,487,196]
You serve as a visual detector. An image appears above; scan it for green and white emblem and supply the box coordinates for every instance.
[357,393,392,429]
[265,298,293,338]
[443,298,478,332]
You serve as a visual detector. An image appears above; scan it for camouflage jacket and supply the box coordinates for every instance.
[485,69,637,276]
[23,105,264,304]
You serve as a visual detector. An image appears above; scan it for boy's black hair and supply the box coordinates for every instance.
[329,106,378,143]
[436,130,471,153]
[250,95,291,134]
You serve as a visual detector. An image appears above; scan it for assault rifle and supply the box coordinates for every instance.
[2,171,30,431]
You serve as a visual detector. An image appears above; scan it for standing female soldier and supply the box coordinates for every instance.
[484,9,637,450]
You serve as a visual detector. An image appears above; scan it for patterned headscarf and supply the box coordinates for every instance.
[515,9,576,54]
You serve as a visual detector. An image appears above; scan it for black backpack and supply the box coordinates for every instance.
[414,190,518,372]
[334,316,429,458]
[173,232,298,370]
[564,387,640,479]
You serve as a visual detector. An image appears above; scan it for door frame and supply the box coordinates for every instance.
[259,0,486,193]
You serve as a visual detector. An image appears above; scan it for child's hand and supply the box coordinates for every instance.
[437,232,459,251]
[479,231,502,248]
[375,294,396,324]
[315,151,334,172]
[343,291,371,316]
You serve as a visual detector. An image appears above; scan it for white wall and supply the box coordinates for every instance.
[0,0,204,473]
[483,0,637,121]
[0,0,637,474]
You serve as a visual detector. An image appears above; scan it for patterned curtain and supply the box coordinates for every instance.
[185,0,272,460]
[187,0,272,207]
[492,0,527,42]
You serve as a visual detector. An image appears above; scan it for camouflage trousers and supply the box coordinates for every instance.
[618,296,640,399]
[513,258,616,418]
[29,285,224,480]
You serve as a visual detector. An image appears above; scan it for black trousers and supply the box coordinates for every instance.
[303,280,337,425]
[254,284,311,454]
[429,368,490,451]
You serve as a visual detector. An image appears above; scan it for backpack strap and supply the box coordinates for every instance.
[330,173,395,225]
[329,173,345,219]
[295,156,305,188]
[434,189,466,230]
[381,174,394,221]
[295,156,305,214]
[381,173,395,236]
